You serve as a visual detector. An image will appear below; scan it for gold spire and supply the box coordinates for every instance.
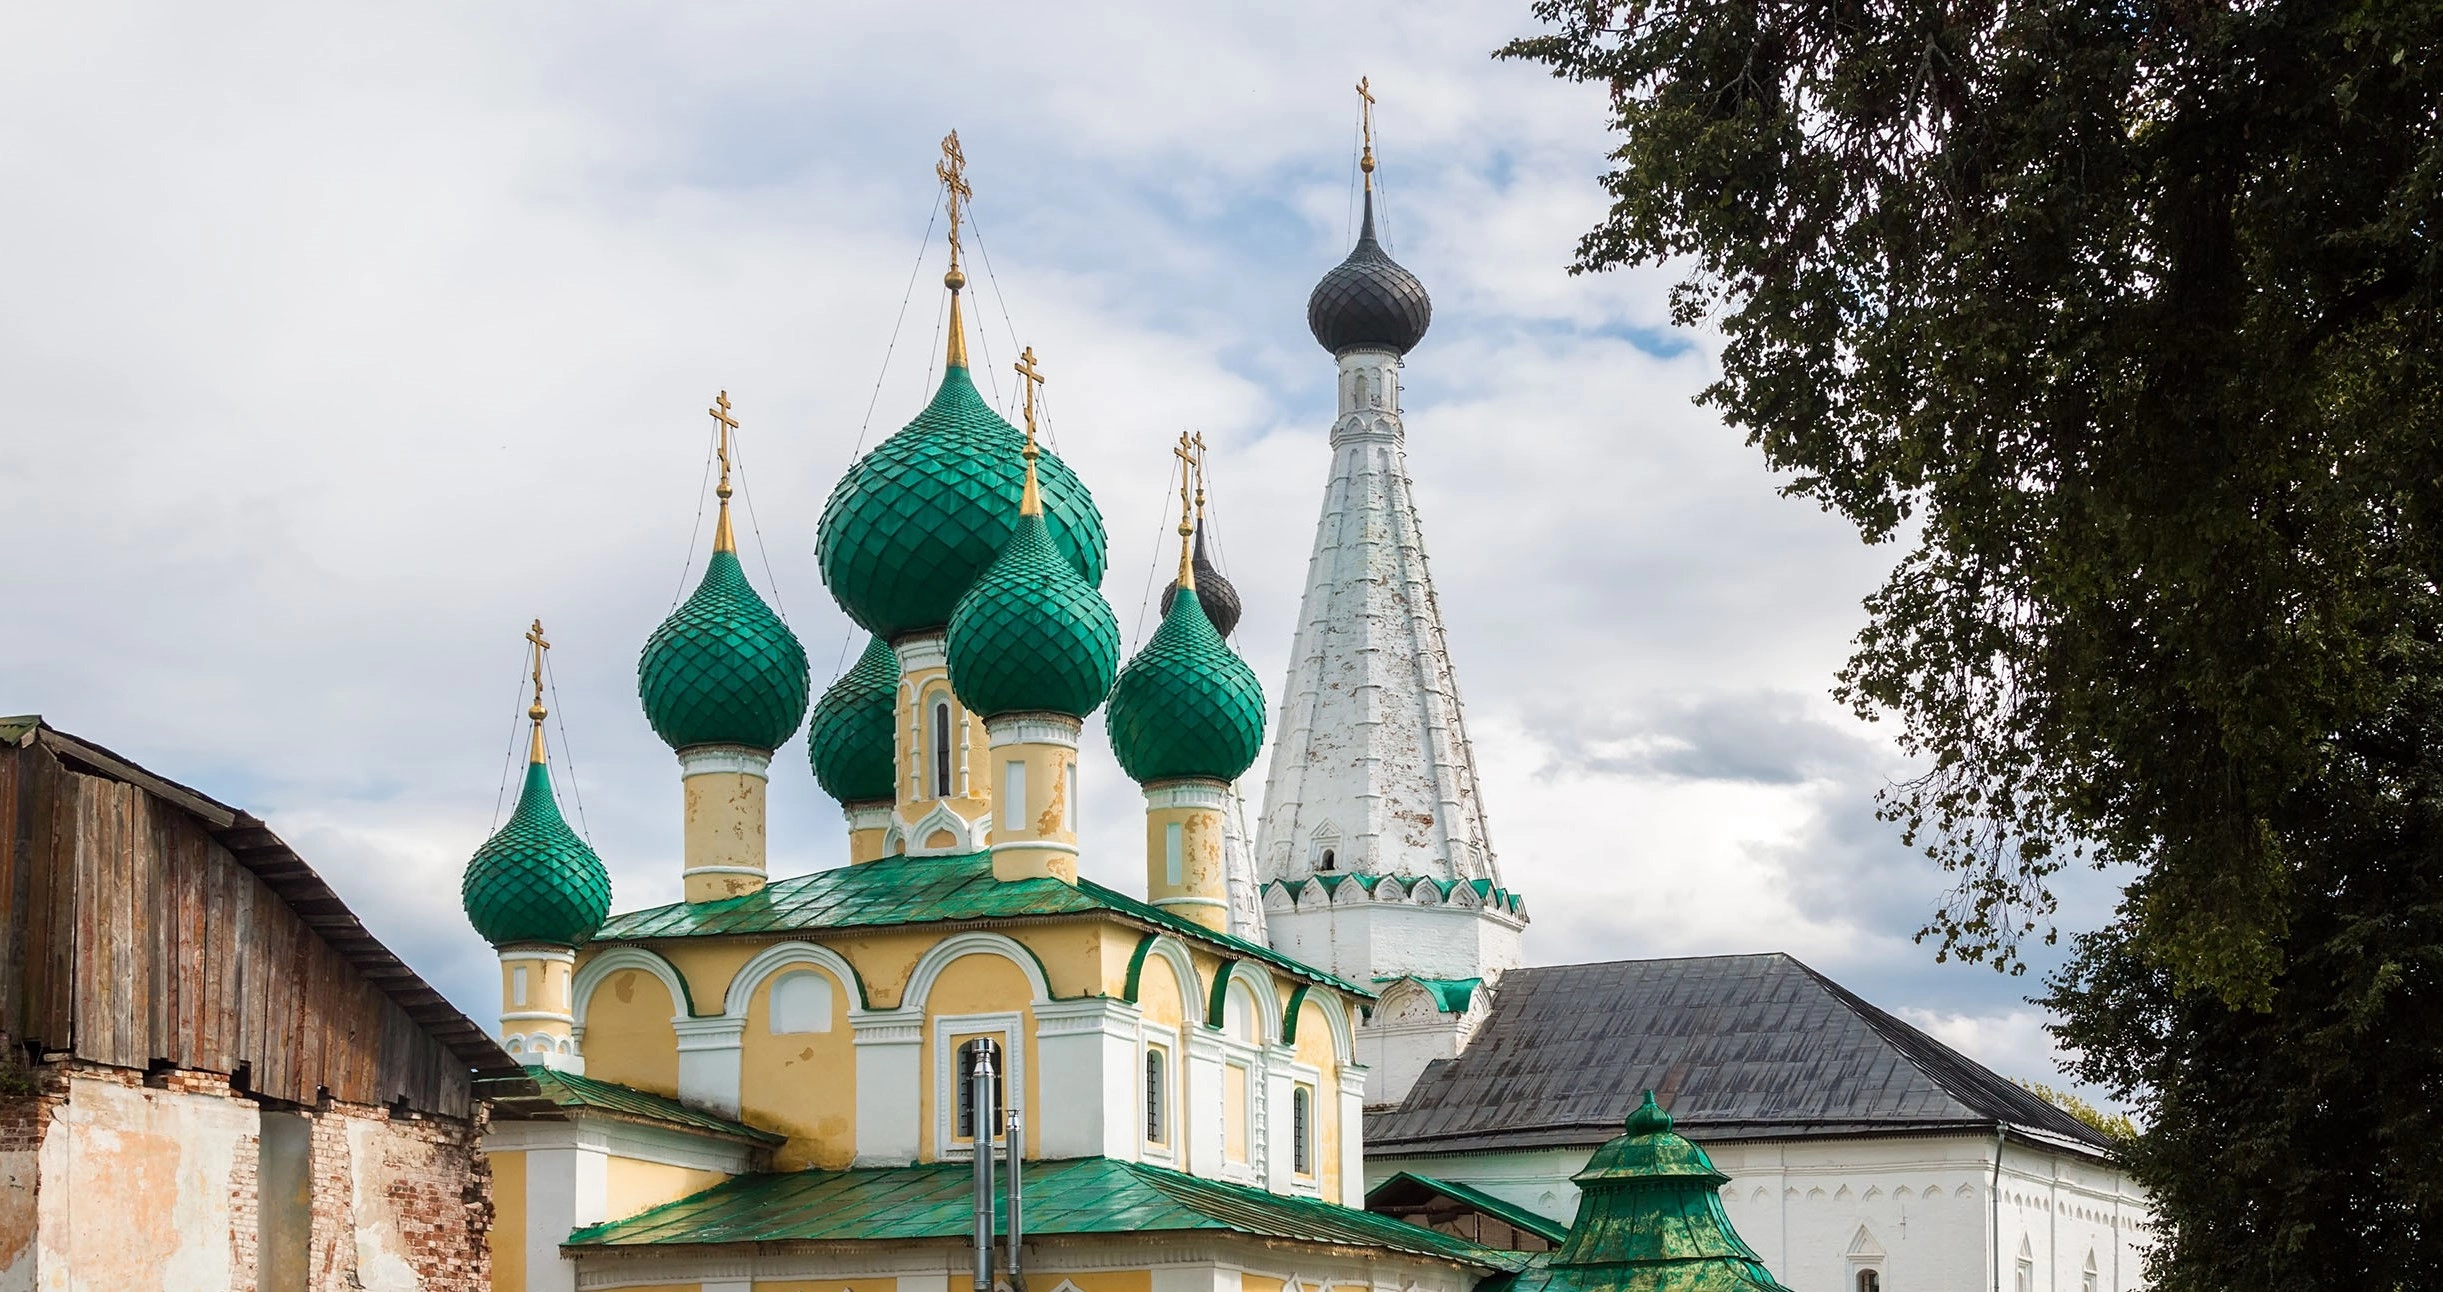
[1013,345,1046,517]
[708,390,739,553]
[937,130,974,369]
[524,618,551,765]
[1171,432,1198,591]
[1356,76,1377,190]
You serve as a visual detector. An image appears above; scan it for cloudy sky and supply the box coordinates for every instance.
[4,4,2129,1100]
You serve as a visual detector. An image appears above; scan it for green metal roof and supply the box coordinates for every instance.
[481,1065,784,1146]
[1105,586,1265,783]
[566,1155,1522,1268]
[591,850,1370,1002]
[817,362,1107,640]
[1367,1171,1571,1245]
[638,549,811,753]
[462,759,612,948]
[1374,976,1483,1015]
[947,511,1121,719]
[807,636,899,804]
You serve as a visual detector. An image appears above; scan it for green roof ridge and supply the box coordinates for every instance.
[461,760,612,948]
[1105,586,1265,783]
[638,549,810,752]
[947,511,1120,719]
[1369,1171,1572,1246]
[485,1065,785,1145]
[818,363,1107,639]
[808,635,899,803]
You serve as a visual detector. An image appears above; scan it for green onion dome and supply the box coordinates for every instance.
[462,759,612,948]
[808,635,900,803]
[1104,584,1265,783]
[817,364,1107,640]
[947,512,1121,719]
[638,549,810,752]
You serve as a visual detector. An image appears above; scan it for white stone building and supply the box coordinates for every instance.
[1250,138,2157,1292]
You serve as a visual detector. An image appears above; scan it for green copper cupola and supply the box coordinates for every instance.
[637,393,809,901]
[464,622,608,1070]
[810,635,900,862]
[1495,1093,1795,1292]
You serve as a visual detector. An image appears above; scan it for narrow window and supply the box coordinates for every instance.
[2015,1261,2034,1292]
[1164,822,1184,886]
[1857,1273,1881,1292]
[1003,759,1025,824]
[1292,1085,1313,1175]
[1319,848,1335,871]
[1064,760,1077,831]
[1144,1048,1167,1144]
[955,1038,1004,1141]
[932,700,953,797]
[511,965,529,1007]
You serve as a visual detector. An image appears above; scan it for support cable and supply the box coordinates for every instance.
[489,643,530,832]
[543,653,593,844]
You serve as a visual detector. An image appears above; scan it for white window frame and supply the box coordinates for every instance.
[933,1012,1023,1160]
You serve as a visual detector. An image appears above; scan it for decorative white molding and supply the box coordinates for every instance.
[991,838,1080,857]
[675,744,771,779]
[931,1011,1025,1160]
[896,798,989,857]
[843,800,893,830]
[721,940,863,1018]
[892,629,950,673]
[1143,778,1230,811]
[498,945,578,965]
[1130,935,1205,1012]
[671,1015,747,1119]
[902,930,1053,1010]
[985,712,1082,749]
[486,1111,761,1175]
[848,1009,923,1165]
[572,946,692,1028]
[677,864,766,880]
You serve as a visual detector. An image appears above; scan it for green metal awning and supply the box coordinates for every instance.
[591,850,1368,999]
[1367,1171,1569,1245]
[567,1156,1524,1268]
[481,1065,785,1146]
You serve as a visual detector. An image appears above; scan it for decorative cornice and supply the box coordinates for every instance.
[677,744,773,779]
[1143,777,1231,811]
[892,629,949,673]
[985,712,1083,750]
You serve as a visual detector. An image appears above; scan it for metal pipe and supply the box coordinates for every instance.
[971,1040,998,1292]
[1005,1107,1025,1292]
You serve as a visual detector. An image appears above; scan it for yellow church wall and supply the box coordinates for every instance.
[603,1155,732,1223]
[581,967,681,1097]
[489,1149,525,1292]
[920,952,1042,1160]
[755,1281,899,1292]
[1294,997,1343,1198]
[740,964,858,1169]
[1011,921,1105,1001]
[827,930,934,1009]
[655,940,758,1015]
[1028,1272,1152,1292]
[1242,1276,1286,1292]
[1135,947,1188,1028]
[1223,1062,1250,1162]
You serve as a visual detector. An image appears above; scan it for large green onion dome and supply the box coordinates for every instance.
[462,758,612,948]
[1104,584,1265,783]
[809,635,900,803]
[947,512,1121,719]
[817,364,1107,640]
[638,548,810,752]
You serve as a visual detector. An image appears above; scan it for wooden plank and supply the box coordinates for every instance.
[35,745,73,1048]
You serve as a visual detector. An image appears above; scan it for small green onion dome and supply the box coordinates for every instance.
[638,549,810,752]
[1104,585,1265,783]
[462,760,612,948]
[947,512,1121,719]
[808,635,900,803]
[817,364,1107,640]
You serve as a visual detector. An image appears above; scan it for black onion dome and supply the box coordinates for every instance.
[1160,529,1243,639]
[1306,188,1431,357]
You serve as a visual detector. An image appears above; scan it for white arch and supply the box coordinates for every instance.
[1289,985,1357,1063]
[1213,960,1284,1041]
[722,940,867,1017]
[1129,935,1203,1014]
[572,945,693,1026]
[902,931,1052,1011]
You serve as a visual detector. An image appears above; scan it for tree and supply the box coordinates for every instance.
[1500,2,2443,1286]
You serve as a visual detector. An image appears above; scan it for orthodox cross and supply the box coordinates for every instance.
[1191,432,1210,523]
[525,619,551,723]
[1356,76,1377,183]
[708,390,738,499]
[1172,431,1199,581]
[938,130,973,282]
[1012,347,1045,457]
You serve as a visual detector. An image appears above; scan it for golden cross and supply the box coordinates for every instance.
[1013,346,1046,454]
[708,390,738,498]
[1191,432,1209,522]
[524,619,551,720]
[1356,76,1377,179]
[937,130,973,280]
[1172,432,1198,540]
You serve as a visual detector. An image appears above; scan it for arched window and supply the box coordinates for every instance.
[931,698,954,798]
[1856,1272,1881,1292]
[1291,1085,1314,1175]
[955,1038,1003,1142]
[1144,1047,1168,1144]
[1319,848,1336,871]
[768,970,831,1034]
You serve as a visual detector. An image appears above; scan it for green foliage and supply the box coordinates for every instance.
[1503,0,2443,1285]
[2013,1078,2136,1146]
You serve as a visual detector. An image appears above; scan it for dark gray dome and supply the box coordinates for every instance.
[1307,188,1430,356]
[1159,528,1242,639]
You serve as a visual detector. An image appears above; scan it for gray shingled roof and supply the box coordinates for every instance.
[1366,953,2112,1159]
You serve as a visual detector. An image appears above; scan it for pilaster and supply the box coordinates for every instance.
[1033,996,1143,1161]
[672,1015,746,1119]
[849,1011,924,1165]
